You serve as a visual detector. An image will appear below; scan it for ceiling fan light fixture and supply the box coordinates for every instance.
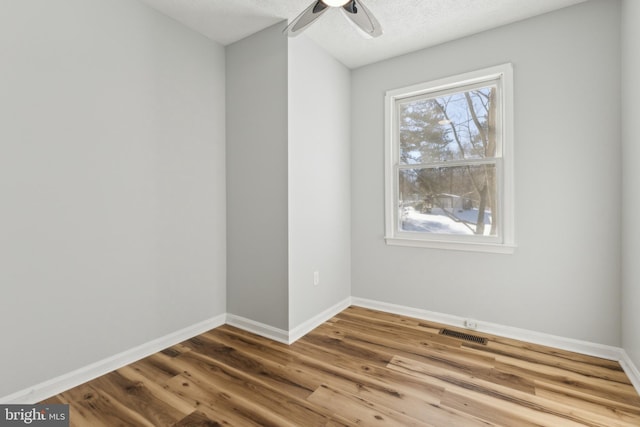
[321,0,350,7]
[285,0,381,38]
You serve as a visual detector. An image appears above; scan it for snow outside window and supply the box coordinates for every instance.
[384,64,515,253]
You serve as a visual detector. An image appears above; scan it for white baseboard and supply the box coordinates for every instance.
[4,299,640,403]
[352,297,640,396]
[226,297,352,345]
[352,297,468,331]
[225,314,290,344]
[2,300,349,404]
[351,297,623,361]
[289,297,352,344]
[620,350,640,394]
[0,314,226,405]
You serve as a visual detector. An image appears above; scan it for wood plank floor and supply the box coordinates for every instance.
[42,306,640,426]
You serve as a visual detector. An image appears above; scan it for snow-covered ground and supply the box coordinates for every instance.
[400,206,492,235]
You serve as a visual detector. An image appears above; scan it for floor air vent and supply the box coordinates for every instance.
[439,328,488,345]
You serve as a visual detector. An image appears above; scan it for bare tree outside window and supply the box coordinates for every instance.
[398,85,498,236]
[385,64,514,252]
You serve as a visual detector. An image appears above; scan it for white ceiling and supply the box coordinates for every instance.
[139,0,589,69]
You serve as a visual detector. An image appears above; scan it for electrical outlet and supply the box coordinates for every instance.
[464,319,478,330]
[313,271,320,286]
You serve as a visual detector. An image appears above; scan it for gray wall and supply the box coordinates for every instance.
[226,23,289,330]
[0,0,227,397]
[622,0,640,367]
[226,29,352,331]
[288,36,351,329]
[351,0,622,345]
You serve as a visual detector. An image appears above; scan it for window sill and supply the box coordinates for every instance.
[385,237,516,254]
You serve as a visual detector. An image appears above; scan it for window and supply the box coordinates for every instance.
[384,64,514,253]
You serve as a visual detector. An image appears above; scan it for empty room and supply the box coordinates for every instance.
[1,0,640,425]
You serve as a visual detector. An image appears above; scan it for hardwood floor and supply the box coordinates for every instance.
[43,306,640,426]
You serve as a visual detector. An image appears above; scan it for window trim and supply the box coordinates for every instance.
[384,64,515,253]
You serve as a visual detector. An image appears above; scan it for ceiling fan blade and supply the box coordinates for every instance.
[284,0,329,36]
[341,0,382,38]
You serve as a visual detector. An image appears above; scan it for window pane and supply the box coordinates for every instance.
[399,86,497,164]
[399,165,497,236]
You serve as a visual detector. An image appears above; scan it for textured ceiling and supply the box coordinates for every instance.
[139,0,589,68]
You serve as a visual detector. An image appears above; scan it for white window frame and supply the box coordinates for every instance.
[384,64,515,253]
